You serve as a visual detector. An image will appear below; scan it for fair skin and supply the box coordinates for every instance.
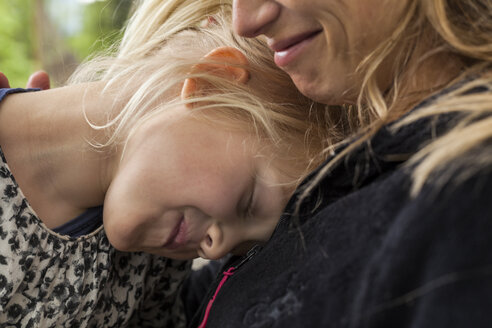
[0,69,289,262]
[233,0,407,104]
[232,0,463,107]
[0,71,50,90]
[104,108,289,260]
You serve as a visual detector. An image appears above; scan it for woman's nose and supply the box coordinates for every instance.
[232,0,280,37]
[200,223,232,260]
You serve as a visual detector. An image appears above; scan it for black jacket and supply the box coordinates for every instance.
[184,84,492,328]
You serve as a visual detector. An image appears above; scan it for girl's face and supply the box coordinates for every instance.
[232,0,407,104]
[103,105,290,260]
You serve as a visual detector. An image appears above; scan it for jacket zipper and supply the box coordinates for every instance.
[197,245,262,328]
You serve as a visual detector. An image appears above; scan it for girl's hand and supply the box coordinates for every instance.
[0,72,9,88]
[0,71,51,90]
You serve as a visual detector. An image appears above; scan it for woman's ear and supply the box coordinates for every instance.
[181,46,250,106]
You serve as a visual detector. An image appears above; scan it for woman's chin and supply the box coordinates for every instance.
[289,73,327,104]
[293,76,357,105]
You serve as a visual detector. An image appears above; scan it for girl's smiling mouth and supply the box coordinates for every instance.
[163,216,188,249]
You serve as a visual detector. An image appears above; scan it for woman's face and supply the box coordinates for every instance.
[103,105,290,260]
[233,0,407,104]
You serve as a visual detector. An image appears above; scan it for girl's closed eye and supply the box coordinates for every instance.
[243,175,257,219]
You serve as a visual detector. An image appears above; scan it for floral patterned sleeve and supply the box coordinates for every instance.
[126,255,191,328]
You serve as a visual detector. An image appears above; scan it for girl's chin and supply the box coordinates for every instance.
[145,248,198,260]
[170,251,199,260]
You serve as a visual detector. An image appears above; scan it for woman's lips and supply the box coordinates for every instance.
[270,30,322,67]
[163,217,187,249]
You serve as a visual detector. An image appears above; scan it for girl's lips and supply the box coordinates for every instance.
[163,217,187,249]
[271,30,322,67]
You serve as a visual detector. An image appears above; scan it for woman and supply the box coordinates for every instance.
[183,1,492,327]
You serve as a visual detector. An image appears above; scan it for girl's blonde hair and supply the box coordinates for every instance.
[302,0,492,200]
[68,0,343,188]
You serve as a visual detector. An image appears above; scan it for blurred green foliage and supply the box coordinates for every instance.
[0,0,37,87]
[0,0,132,87]
[68,0,132,61]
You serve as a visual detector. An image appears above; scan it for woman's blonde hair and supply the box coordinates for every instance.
[301,0,492,200]
[68,0,342,188]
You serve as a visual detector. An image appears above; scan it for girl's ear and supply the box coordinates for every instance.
[181,46,250,106]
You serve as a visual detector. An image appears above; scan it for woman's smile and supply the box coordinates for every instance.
[269,29,323,67]
[232,0,408,104]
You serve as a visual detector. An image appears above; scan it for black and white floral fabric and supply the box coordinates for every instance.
[0,148,191,327]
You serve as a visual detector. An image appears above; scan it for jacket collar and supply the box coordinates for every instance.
[284,82,489,225]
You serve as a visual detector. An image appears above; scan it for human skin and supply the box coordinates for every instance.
[0,81,289,261]
[0,71,50,90]
[104,105,290,260]
[232,0,409,105]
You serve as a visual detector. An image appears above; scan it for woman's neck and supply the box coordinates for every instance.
[388,40,466,118]
[0,81,121,228]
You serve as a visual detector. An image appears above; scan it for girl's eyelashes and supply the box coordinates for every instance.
[244,176,257,219]
[245,192,255,218]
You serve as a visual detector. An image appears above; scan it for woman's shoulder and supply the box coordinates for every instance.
[374,74,492,251]
[347,147,492,327]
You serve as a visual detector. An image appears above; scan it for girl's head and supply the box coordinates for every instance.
[69,0,336,259]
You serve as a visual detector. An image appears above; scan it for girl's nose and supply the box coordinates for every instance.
[200,223,232,260]
[232,0,280,37]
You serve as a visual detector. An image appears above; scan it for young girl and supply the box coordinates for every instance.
[0,0,335,326]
